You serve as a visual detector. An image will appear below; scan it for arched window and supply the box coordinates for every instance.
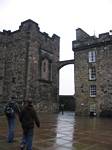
[41,58,52,81]
[41,58,49,80]
[43,62,46,72]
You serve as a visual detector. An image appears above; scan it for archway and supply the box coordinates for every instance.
[59,64,74,95]
[58,60,75,111]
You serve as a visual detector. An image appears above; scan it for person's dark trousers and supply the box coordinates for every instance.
[61,108,64,115]
[7,117,15,143]
[20,128,33,150]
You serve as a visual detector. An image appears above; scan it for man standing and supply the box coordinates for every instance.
[59,104,64,115]
[19,98,40,150]
[4,97,19,143]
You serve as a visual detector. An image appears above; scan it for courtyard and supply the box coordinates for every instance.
[0,112,112,150]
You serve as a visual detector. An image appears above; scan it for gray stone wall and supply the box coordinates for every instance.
[73,29,112,116]
[0,19,60,112]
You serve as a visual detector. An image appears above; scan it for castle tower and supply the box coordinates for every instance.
[72,28,112,116]
[0,19,60,112]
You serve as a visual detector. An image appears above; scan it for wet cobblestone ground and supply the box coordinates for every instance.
[0,112,112,150]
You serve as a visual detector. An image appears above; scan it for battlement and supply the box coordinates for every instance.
[0,19,60,42]
[19,19,40,31]
[76,28,90,41]
[72,28,112,51]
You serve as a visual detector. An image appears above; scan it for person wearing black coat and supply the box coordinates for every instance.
[19,98,40,150]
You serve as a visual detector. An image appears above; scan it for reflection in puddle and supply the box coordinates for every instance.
[56,112,75,148]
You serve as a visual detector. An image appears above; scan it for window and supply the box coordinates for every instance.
[41,59,49,80]
[43,62,46,72]
[12,77,16,83]
[89,67,96,80]
[49,62,52,81]
[88,51,96,62]
[41,58,52,81]
[90,103,96,112]
[90,85,96,97]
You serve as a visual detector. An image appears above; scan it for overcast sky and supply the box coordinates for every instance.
[0,0,112,95]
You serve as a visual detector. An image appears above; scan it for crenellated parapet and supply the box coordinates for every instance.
[72,28,112,51]
[0,19,60,43]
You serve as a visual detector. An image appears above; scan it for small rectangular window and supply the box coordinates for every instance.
[89,67,96,80]
[88,51,96,62]
[43,62,46,72]
[90,85,96,97]
[12,77,16,83]
[49,63,52,81]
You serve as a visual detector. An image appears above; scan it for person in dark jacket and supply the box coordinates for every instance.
[19,98,40,150]
[59,104,64,115]
[4,97,20,143]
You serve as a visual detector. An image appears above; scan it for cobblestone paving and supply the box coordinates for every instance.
[0,112,112,150]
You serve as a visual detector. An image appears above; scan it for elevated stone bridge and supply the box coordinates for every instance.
[58,59,74,70]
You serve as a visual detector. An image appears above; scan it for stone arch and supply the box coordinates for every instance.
[58,59,74,70]
[58,59,75,111]
[58,59,75,95]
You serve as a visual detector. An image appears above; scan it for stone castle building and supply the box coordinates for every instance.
[72,28,112,116]
[0,19,60,112]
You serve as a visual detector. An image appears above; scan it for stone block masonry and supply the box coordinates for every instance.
[0,19,60,112]
[73,28,112,117]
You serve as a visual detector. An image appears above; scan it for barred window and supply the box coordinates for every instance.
[88,51,96,62]
[90,85,96,97]
[89,67,96,80]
